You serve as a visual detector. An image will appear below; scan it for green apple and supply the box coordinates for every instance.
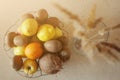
[14,46,25,57]
[23,59,38,74]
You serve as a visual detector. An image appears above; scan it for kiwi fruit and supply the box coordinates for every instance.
[44,40,63,53]
[21,13,34,21]
[46,17,62,27]
[58,47,71,62]
[13,35,29,46]
[7,32,17,48]
[13,56,23,71]
[36,9,48,23]
[30,35,41,43]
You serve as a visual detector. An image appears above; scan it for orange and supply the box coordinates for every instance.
[25,42,43,59]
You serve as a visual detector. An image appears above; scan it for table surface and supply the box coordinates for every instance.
[0,0,120,80]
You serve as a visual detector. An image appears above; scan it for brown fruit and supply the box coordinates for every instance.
[39,53,62,74]
[7,32,17,48]
[21,13,34,22]
[13,35,29,46]
[44,40,62,53]
[30,35,41,43]
[58,36,69,45]
[46,17,62,27]
[13,56,23,71]
[58,47,71,62]
[36,9,48,23]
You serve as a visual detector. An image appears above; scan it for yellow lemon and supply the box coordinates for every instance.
[20,18,38,36]
[37,24,55,41]
[54,27,63,39]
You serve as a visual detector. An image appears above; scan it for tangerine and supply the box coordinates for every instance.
[25,42,43,59]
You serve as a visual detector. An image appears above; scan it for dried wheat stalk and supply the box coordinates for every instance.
[100,42,120,52]
[54,3,82,25]
[54,3,120,63]
[96,42,120,62]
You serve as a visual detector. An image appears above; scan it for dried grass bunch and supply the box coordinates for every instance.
[55,4,120,64]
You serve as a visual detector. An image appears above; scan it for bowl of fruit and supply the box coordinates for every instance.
[3,9,71,78]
